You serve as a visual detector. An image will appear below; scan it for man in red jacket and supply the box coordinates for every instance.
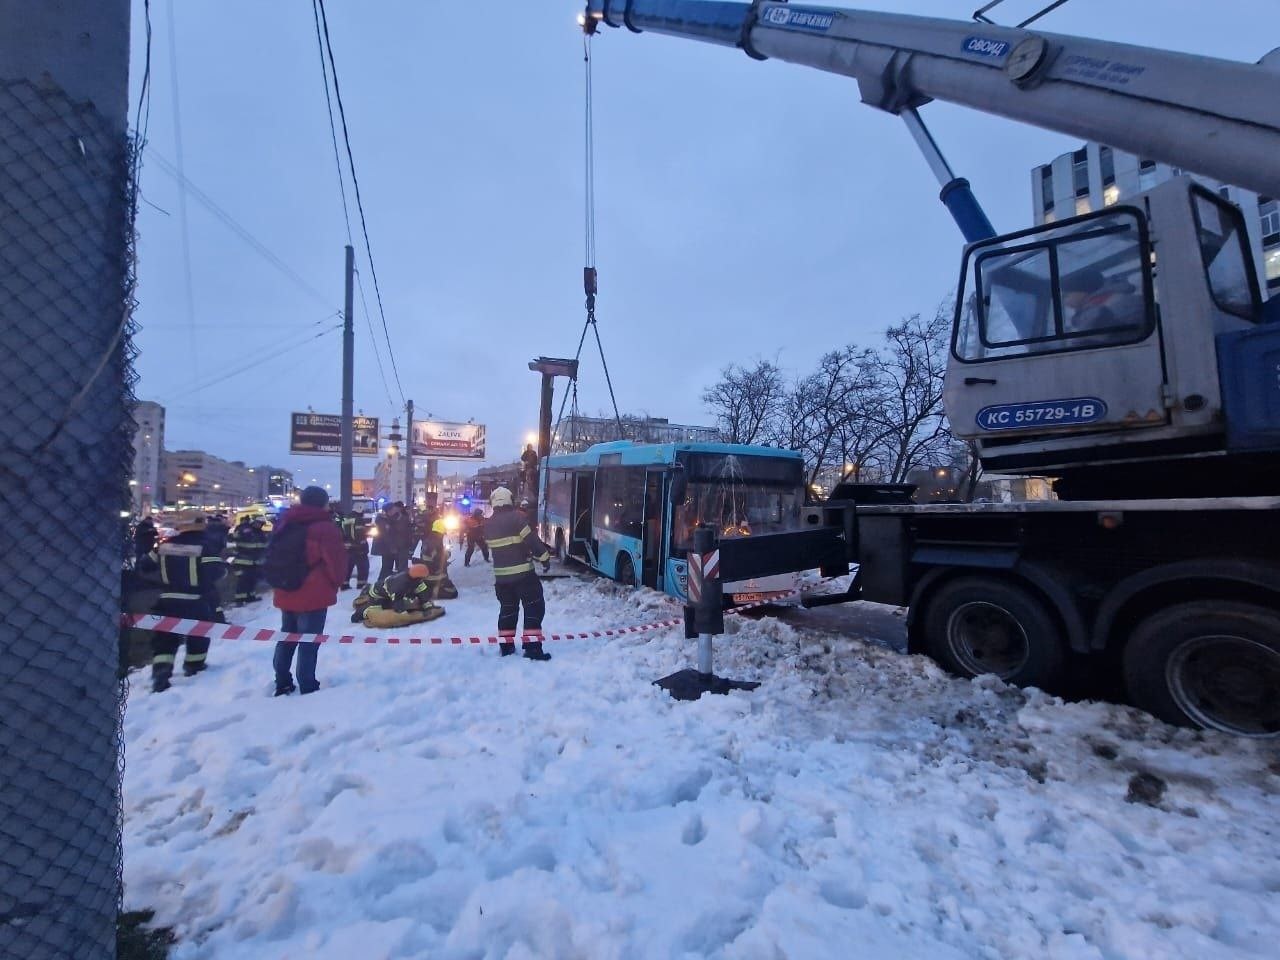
[271,486,348,696]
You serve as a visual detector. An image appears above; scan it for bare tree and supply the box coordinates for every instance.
[863,309,953,483]
[701,359,785,444]
[789,346,881,489]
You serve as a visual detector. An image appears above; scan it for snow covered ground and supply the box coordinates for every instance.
[123,557,1280,959]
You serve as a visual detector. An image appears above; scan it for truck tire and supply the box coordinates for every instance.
[922,576,1066,690]
[1123,601,1280,737]
[554,529,566,562]
[617,554,638,589]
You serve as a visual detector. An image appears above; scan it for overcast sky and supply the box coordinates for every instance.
[127,0,1273,486]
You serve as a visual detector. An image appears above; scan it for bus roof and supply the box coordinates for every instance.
[546,440,802,469]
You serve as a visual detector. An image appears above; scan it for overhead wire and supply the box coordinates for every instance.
[314,0,406,406]
[170,318,343,398]
[310,0,353,246]
[307,0,394,414]
[145,149,334,310]
[166,0,200,406]
[154,309,339,394]
[355,268,396,409]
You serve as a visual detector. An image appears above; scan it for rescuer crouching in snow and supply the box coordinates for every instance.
[485,486,552,660]
[351,563,446,628]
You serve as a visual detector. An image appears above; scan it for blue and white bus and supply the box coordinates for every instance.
[540,441,848,603]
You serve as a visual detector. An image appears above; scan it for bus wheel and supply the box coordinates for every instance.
[1124,601,1280,738]
[923,576,1066,690]
[617,555,638,589]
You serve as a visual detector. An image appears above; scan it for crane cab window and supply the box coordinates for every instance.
[1190,185,1261,322]
[953,208,1155,362]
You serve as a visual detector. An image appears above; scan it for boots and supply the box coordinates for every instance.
[151,663,173,693]
[499,641,516,656]
[522,641,552,662]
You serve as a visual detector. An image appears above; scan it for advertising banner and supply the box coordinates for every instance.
[289,413,380,457]
[410,420,486,460]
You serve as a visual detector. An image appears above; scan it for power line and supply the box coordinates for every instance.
[355,267,395,409]
[131,0,153,220]
[145,149,335,309]
[310,0,353,246]
[166,0,200,408]
[305,0,393,412]
[314,0,406,405]
[174,321,342,398]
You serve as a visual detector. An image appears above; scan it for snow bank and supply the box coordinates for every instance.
[123,560,1280,959]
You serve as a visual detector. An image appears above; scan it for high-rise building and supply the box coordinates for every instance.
[1031,143,1279,297]
[253,466,295,502]
[130,400,165,514]
[162,450,258,508]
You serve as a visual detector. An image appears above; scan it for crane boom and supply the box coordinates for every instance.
[583,0,1280,200]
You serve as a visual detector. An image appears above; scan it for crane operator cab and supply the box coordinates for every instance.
[945,177,1275,499]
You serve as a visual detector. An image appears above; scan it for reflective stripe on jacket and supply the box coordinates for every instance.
[147,530,225,619]
[483,507,550,581]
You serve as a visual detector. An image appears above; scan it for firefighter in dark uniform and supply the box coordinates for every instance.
[342,508,371,590]
[229,516,268,604]
[464,507,489,565]
[484,486,552,660]
[351,563,444,626]
[205,513,231,554]
[420,518,458,599]
[139,511,227,691]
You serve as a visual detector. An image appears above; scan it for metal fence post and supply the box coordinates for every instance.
[0,2,133,956]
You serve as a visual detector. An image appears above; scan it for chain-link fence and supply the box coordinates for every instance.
[0,77,135,959]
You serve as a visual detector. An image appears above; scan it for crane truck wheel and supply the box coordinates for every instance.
[922,577,1067,690]
[1124,602,1280,738]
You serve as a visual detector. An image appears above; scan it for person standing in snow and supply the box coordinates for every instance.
[464,507,488,566]
[269,486,347,696]
[484,486,553,660]
[341,507,371,591]
[204,512,231,555]
[371,501,410,582]
[133,515,158,565]
[138,511,226,692]
[229,516,268,605]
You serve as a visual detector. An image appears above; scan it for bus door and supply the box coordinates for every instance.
[570,472,596,563]
[641,470,666,590]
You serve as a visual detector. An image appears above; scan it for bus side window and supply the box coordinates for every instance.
[595,467,644,538]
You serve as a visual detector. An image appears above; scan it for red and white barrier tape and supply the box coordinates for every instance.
[118,592,799,647]
[121,612,685,646]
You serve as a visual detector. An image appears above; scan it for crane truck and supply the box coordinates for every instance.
[580,0,1280,737]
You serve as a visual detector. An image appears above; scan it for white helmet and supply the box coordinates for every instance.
[491,486,514,508]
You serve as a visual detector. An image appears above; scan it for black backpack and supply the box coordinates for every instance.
[261,521,313,590]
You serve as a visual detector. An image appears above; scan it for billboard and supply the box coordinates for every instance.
[410,420,486,460]
[289,413,380,457]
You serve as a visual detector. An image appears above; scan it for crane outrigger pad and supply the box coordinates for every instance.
[654,668,760,702]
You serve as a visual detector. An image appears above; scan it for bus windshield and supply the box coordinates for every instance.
[672,453,805,551]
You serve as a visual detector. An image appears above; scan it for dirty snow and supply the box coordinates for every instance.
[123,558,1280,959]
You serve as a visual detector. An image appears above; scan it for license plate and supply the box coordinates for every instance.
[732,592,789,603]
